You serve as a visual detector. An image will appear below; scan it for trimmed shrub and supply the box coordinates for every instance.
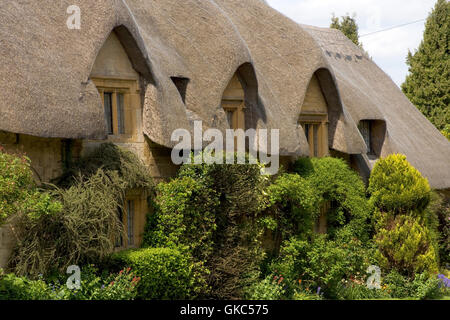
[374,215,439,276]
[369,154,440,278]
[368,154,431,214]
[441,125,450,140]
[110,247,198,300]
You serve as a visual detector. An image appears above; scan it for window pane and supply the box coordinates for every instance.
[304,124,310,143]
[117,93,125,134]
[226,110,234,129]
[104,93,113,135]
[127,200,134,246]
[313,124,319,157]
[116,207,123,247]
[358,121,371,154]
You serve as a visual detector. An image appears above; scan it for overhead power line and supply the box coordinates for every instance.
[360,19,426,37]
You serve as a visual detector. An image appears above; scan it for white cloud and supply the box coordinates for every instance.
[266,0,436,86]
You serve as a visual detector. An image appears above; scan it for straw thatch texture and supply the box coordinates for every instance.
[0,0,448,188]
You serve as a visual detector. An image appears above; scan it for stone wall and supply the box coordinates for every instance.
[0,131,65,184]
[0,225,14,270]
[0,132,68,269]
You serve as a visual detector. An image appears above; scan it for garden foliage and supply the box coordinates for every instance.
[110,247,199,300]
[374,215,439,276]
[145,152,268,299]
[368,154,431,214]
[267,173,318,240]
[293,157,372,241]
[368,154,439,277]
[270,234,375,299]
[0,149,61,226]
[0,265,140,300]
[1,145,448,300]
[9,143,153,276]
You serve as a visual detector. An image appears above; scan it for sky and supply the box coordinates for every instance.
[266,0,437,87]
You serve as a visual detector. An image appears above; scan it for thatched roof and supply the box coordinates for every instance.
[0,0,449,188]
[303,25,450,189]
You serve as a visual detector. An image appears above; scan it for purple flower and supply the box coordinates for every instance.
[317,287,321,295]
[437,274,450,288]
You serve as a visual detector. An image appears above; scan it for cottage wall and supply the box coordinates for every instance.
[0,132,65,183]
[0,132,69,268]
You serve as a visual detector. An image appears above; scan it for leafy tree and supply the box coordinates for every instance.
[330,13,363,48]
[401,0,449,131]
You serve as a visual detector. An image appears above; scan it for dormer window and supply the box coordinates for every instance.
[357,120,386,157]
[222,74,246,130]
[299,74,330,158]
[102,91,125,135]
[299,113,328,158]
[93,78,139,137]
[171,77,189,104]
[358,120,373,154]
[223,100,245,130]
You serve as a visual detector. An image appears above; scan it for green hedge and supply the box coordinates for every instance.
[110,247,197,300]
[267,173,318,239]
